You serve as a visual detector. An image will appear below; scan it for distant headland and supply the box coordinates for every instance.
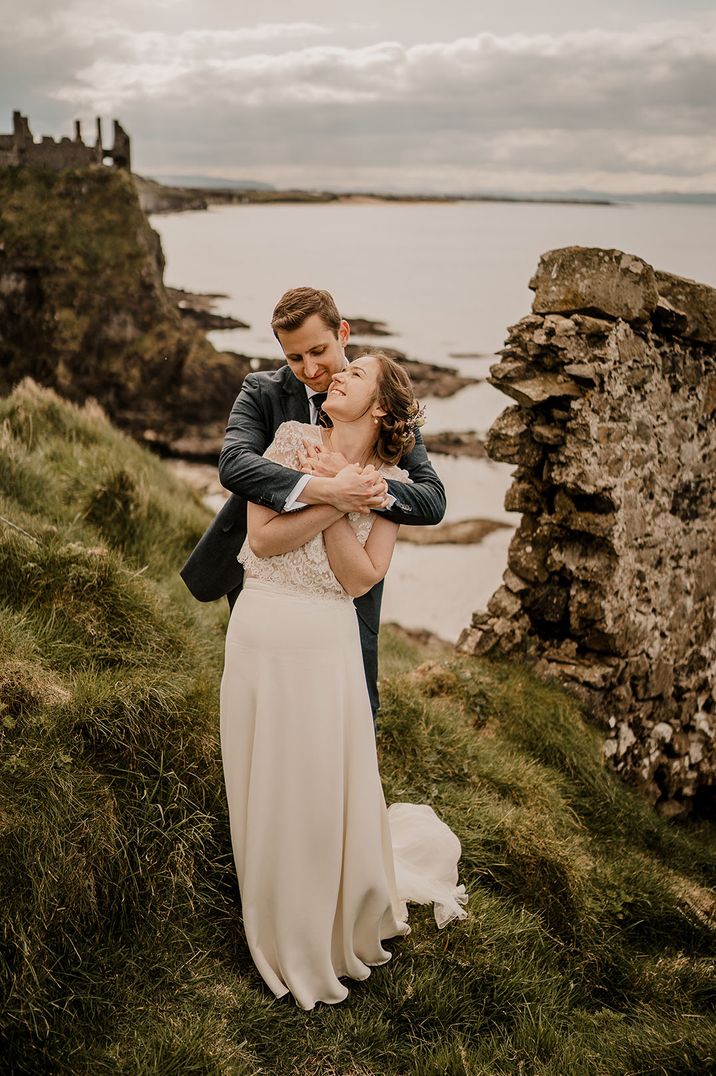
[133,174,616,214]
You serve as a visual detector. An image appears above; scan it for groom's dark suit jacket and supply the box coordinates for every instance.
[180,363,446,714]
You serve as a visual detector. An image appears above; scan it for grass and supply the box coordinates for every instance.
[1,380,715,1075]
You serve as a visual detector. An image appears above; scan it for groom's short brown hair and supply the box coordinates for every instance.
[271,287,342,337]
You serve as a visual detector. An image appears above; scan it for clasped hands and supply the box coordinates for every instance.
[298,439,389,514]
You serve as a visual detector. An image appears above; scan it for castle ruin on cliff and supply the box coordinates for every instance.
[0,111,131,172]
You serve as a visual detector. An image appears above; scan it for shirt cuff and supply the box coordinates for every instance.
[285,482,396,513]
[284,474,312,512]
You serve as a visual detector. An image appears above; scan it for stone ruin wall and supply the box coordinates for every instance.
[458,246,716,817]
[0,111,131,172]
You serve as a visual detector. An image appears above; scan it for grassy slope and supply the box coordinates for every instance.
[1,380,715,1076]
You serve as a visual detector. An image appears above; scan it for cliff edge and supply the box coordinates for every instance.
[0,166,248,447]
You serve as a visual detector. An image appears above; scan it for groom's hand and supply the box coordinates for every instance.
[299,439,349,478]
[334,464,389,514]
[302,463,389,514]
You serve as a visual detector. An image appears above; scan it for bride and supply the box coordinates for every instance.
[219,350,468,1011]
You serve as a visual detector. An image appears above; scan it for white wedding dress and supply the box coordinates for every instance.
[219,421,468,1010]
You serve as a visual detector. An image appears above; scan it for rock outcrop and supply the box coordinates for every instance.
[0,167,251,450]
[458,246,716,816]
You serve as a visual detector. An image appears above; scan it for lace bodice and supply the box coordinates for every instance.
[238,421,410,601]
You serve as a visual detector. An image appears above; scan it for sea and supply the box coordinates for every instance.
[151,200,715,641]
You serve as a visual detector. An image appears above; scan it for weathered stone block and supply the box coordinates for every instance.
[531,422,566,445]
[504,516,560,583]
[504,479,543,514]
[596,424,627,445]
[456,624,500,656]
[529,246,660,322]
[651,297,689,336]
[553,489,616,538]
[545,314,577,335]
[495,373,582,407]
[562,363,598,383]
[550,656,618,690]
[523,578,571,628]
[489,359,530,383]
[624,366,653,388]
[701,375,716,419]
[655,269,716,343]
[487,586,523,619]
[503,567,530,593]
[569,584,606,628]
[486,406,543,466]
[571,313,616,335]
[645,661,675,699]
[505,314,544,342]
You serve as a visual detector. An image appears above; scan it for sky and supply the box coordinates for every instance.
[1,0,715,194]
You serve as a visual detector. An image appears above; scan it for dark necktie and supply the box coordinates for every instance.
[310,392,332,427]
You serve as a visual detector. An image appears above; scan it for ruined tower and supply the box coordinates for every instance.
[0,112,131,172]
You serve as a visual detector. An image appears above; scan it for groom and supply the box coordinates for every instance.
[180,287,446,716]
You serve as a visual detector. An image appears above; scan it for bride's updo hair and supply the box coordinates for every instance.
[370,351,424,465]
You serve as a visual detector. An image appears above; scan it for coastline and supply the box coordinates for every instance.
[158,286,483,455]
[136,174,615,216]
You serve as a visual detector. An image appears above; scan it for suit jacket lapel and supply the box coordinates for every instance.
[278,365,310,424]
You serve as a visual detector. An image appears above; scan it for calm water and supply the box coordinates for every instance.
[153,200,715,367]
[152,200,715,639]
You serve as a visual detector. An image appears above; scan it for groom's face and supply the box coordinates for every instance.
[277,313,349,392]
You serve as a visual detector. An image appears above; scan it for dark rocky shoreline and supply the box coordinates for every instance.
[397,517,510,544]
[422,431,487,458]
[156,288,482,457]
[166,287,249,331]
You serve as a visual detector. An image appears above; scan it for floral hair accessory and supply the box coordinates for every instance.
[397,400,425,446]
[407,401,426,432]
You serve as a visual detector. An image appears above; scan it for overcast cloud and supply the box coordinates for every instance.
[1,1,715,193]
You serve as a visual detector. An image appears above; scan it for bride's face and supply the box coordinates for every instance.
[324,355,385,423]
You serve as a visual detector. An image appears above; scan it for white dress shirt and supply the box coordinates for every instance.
[283,388,324,511]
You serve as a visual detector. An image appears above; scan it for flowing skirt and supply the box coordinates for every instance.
[220,578,468,1010]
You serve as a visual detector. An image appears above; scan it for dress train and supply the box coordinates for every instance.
[220,579,468,1010]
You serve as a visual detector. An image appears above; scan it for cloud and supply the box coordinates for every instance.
[2,14,715,191]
